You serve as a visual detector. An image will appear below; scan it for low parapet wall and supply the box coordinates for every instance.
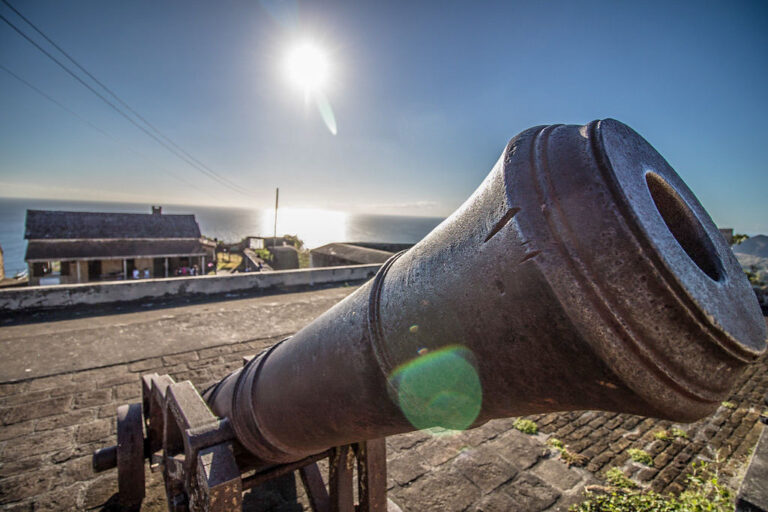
[0,264,380,313]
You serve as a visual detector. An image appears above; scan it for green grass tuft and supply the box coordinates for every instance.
[513,418,538,435]
[605,468,637,489]
[627,448,653,466]
[669,427,688,439]
[547,437,564,450]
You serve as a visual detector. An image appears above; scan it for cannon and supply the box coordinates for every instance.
[93,119,766,511]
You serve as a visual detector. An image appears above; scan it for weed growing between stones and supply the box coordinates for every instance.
[547,437,588,467]
[653,428,687,441]
[604,468,636,489]
[572,463,733,512]
[627,448,653,466]
[721,401,736,409]
[669,427,687,439]
[513,418,538,435]
[547,437,565,450]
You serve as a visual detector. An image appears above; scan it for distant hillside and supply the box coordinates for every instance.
[733,234,768,258]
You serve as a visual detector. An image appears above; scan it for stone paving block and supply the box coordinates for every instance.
[187,356,223,369]
[580,439,609,459]
[75,419,112,444]
[500,473,560,510]
[71,366,130,385]
[73,389,112,409]
[0,382,26,397]
[452,444,518,493]
[484,417,518,435]
[635,466,659,482]
[530,458,583,492]
[0,454,47,479]
[83,473,118,509]
[173,368,212,384]
[127,357,163,372]
[488,429,545,470]
[460,423,500,447]
[113,381,142,401]
[162,352,199,366]
[0,421,33,442]
[0,395,71,426]
[569,426,591,442]
[0,466,60,502]
[1,428,73,461]
[197,345,235,359]
[573,412,596,428]
[0,390,55,407]
[61,456,97,483]
[474,491,519,511]
[387,430,430,452]
[413,434,470,468]
[33,483,85,511]
[392,468,480,512]
[388,453,429,486]
[25,374,72,392]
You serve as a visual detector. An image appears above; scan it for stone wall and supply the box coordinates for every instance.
[0,264,380,313]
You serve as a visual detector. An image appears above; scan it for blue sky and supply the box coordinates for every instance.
[0,1,766,232]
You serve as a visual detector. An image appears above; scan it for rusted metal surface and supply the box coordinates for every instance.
[92,445,117,472]
[241,450,332,490]
[328,445,355,512]
[299,463,330,512]
[205,119,766,464]
[116,403,145,509]
[356,439,387,512]
[193,443,242,511]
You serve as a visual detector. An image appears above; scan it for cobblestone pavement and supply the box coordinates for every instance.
[0,288,765,511]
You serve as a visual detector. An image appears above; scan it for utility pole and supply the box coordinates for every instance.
[273,187,279,247]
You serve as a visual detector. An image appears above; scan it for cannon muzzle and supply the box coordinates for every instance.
[205,119,766,464]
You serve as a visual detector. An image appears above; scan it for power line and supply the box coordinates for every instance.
[0,7,256,198]
[0,62,222,199]
[0,0,248,194]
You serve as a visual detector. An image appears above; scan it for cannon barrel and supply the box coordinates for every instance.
[204,119,766,465]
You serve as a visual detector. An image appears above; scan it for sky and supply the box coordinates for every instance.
[0,0,767,232]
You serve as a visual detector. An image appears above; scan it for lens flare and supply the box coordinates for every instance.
[315,91,337,135]
[388,345,482,431]
[283,40,338,135]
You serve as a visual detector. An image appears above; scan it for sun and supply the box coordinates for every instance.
[284,41,330,95]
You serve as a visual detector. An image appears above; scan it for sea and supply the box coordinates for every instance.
[0,197,445,277]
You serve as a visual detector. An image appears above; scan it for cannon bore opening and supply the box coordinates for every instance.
[645,171,723,282]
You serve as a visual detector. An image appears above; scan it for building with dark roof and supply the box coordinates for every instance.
[24,206,212,285]
[309,243,394,268]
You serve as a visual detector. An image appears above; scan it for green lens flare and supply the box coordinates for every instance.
[389,345,482,431]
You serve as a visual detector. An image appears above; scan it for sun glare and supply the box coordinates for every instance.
[285,42,330,94]
[262,208,347,248]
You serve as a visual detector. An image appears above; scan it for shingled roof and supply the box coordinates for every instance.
[25,240,209,261]
[25,210,201,240]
